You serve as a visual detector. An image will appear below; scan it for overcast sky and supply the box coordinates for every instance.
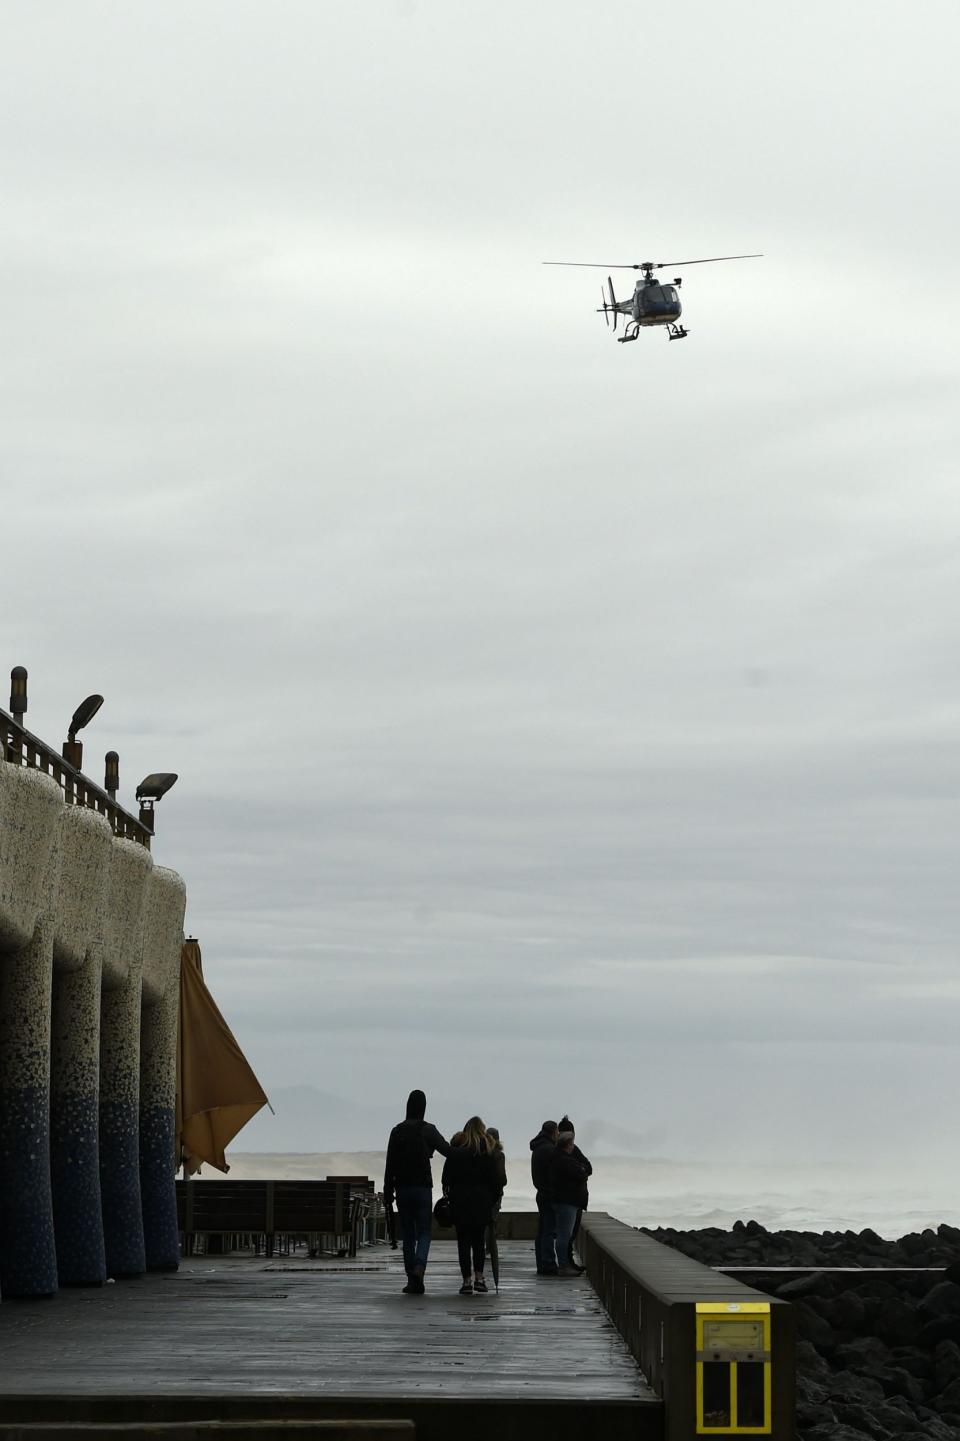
[3,2,959,1174]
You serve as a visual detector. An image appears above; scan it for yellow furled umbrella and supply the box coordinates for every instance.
[176,938,270,1174]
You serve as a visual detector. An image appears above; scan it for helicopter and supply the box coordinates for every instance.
[542,253,762,342]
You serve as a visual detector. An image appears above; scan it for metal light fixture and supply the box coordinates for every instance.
[62,693,104,770]
[9,667,27,724]
[104,751,119,800]
[136,772,179,834]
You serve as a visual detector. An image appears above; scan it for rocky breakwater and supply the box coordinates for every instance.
[645,1220,960,1440]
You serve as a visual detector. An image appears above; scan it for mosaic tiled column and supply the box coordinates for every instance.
[49,807,113,1287]
[98,838,153,1278]
[0,765,64,1298]
[139,867,186,1271]
[0,764,62,950]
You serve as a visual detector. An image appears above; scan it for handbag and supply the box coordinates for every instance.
[433,1195,454,1228]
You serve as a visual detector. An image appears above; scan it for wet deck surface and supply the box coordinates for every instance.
[0,1242,654,1404]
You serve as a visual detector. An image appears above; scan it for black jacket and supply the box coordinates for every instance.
[442,1145,503,1229]
[571,1143,593,1179]
[529,1129,556,1194]
[548,1145,590,1210]
[383,1119,451,1198]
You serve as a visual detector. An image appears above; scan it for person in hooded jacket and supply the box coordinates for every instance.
[383,1089,452,1295]
[442,1116,503,1294]
[529,1119,559,1274]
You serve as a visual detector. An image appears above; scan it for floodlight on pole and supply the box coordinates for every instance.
[136,772,178,834]
[62,693,104,770]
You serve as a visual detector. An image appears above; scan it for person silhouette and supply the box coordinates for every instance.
[383,1089,452,1295]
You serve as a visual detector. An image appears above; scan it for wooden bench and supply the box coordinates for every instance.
[176,1179,269,1254]
[176,1178,384,1258]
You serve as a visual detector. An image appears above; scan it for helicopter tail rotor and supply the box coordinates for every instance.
[590,273,619,332]
[595,275,619,333]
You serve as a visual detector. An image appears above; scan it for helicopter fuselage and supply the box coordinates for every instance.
[631,279,682,326]
[611,276,687,341]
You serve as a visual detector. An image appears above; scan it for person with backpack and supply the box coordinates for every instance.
[529,1119,559,1274]
[441,1116,503,1295]
[383,1089,452,1295]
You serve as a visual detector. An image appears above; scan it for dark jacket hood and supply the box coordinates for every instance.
[530,1129,557,1194]
[405,1089,427,1121]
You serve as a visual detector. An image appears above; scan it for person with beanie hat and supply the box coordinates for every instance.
[550,1118,591,1276]
[558,1115,591,1268]
[384,1089,452,1295]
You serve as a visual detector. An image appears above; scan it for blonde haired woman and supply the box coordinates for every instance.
[441,1116,503,1295]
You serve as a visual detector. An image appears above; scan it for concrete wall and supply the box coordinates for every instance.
[0,761,186,1298]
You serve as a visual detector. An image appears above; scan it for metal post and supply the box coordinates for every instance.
[9,666,27,724]
[62,737,83,770]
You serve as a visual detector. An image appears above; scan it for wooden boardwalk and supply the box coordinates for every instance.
[0,1242,660,1439]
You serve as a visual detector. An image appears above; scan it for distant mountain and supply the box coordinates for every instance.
[235,1093,676,1159]
[235,1086,400,1153]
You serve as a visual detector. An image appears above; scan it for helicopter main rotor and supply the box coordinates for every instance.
[543,253,763,271]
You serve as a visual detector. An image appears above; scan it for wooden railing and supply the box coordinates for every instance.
[0,706,152,848]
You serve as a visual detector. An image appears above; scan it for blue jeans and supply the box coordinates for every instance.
[396,1185,433,1276]
[535,1193,558,1272]
[553,1203,579,1269]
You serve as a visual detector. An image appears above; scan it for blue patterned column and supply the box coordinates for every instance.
[50,807,112,1287]
[140,982,180,1268]
[50,958,106,1285]
[98,838,153,1279]
[0,767,63,1299]
[139,867,186,1271]
[0,915,59,1297]
[100,979,145,1277]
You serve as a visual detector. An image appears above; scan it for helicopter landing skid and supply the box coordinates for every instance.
[617,322,640,344]
[667,324,689,340]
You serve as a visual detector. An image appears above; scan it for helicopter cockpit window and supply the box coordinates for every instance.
[643,284,675,314]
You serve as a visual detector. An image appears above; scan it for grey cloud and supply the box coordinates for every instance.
[2,0,959,1183]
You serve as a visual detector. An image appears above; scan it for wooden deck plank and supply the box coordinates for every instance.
[0,1243,655,1404]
